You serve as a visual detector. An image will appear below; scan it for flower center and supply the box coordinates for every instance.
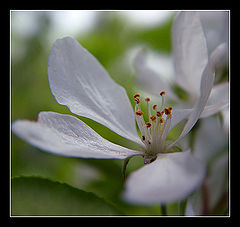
[133,92,172,161]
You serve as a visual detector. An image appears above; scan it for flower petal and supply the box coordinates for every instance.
[123,150,205,204]
[168,108,192,133]
[12,112,143,159]
[133,49,177,99]
[167,43,227,150]
[48,37,142,146]
[193,116,228,163]
[200,82,229,118]
[172,11,208,96]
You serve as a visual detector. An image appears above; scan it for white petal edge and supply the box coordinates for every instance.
[167,43,227,150]
[12,111,143,159]
[200,82,229,118]
[172,11,208,96]
[47,36,143,146]
[123,150,205,205]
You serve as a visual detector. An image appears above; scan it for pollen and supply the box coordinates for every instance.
[146,122,152,128]
[136,110,143,116]
[134,92,173,154]
[164,106,172,115]
[150,115,156,121]
[134,97,140,104]
[133,94,140,98]
[160,91,166,96]
[153,104,157,110]
[156,111,162,117]
[145,97,150,102]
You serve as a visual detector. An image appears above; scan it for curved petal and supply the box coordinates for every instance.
[47,37,143,146]
[133,49,177,99]
[193,116,228,163]
[200,82,229,118]
[172,11,208,96]
[123,150,205,204]
[12,112,143,159]
[168,108,192,133]
[167,43,227,150]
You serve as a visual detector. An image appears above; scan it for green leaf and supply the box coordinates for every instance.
[11,176,121,216]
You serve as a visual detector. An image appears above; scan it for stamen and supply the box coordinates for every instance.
[145,97,151,122]
[146,122,152,128]
[164,106,173,116]
[133,94,140,98]
[134,97,140,104]
[136,110,143,116]
[145,97,150,102]
[160,91,166,96]
[164,108,171,115]
[133,92,174,155]
[159,91,166,111]
[156,111,162,117]
[153,104,157,110]
[150,115,156,121]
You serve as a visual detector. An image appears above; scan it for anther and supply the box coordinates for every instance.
[153,104,157,110]
[160,91,166,96]
[134,98,140,104]
[146,122,152,128]
[156,111,162,117]
[133,94,140,98]
[136,110,143,116]
[164,107,172,115]
[160,118,164,123]
[150,115,156,121]
[148,140,151,145]
[142,136,145,141]
[145,97,150,102]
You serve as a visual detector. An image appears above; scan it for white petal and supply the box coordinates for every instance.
[193,116,228,163]
[123,150,205,204]
[133,49,177,99]
[48,37,143,146]
[172,11,208,96]
[12,112,142,159]
[167,43,226,150]
[201,82,229,118]
[168,108,192,133]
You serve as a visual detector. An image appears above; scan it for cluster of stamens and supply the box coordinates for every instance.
[133,92,172,155]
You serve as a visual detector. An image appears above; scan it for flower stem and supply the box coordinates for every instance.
[160,203,167,216]
[122,157,131,183]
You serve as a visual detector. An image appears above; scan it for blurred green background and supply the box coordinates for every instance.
[11,10,179,215]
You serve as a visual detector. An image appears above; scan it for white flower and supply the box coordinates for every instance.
[12,32,222,204]
[134,11,229,118]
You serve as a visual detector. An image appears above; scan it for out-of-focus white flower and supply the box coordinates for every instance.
[12,33,223,204]
[134,11,229,118]
[185,116,229,215]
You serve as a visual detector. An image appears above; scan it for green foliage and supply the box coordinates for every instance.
[11,176,120,215]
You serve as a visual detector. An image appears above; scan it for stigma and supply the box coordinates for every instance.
[133,91,172,156]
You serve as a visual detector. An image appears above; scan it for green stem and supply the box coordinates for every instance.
[122,156,132,183]
[161,203,167,216]
[178,199,187,215]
